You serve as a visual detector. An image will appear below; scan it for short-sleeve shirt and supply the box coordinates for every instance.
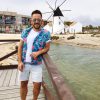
[21,27,51,65]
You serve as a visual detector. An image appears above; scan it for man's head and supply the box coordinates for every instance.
[31,10,42,30]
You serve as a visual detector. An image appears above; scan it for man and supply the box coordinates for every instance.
[18,10,51,100]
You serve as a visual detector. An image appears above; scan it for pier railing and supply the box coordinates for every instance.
[0,39,18,69]
[0,39,76,100]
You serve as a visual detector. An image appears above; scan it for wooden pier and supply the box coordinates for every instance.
[0,69,45,100]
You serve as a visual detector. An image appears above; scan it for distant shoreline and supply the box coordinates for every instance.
[0,33,100,49]
[51,34,100,49]
[52,40,100,49]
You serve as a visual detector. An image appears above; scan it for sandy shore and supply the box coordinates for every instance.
[51,34,100,49]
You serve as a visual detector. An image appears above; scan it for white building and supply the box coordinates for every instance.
[44,21,82,34]
[44,22,52,33]
[44,17,65,34]
[66,22,82,33]
[53,17,64,34]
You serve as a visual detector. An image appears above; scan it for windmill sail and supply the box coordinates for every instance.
[43,0,71,34]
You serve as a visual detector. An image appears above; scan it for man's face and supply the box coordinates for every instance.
[31,14,42,30]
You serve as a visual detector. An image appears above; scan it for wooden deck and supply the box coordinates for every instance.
[0,69,45,100]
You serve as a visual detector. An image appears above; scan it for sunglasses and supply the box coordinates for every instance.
[32,19,42,23]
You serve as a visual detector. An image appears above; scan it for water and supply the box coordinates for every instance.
[48,43,100,100]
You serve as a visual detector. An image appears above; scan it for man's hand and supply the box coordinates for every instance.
[30,51,40,59]
[18,62,24,72]
[30,42,50,59]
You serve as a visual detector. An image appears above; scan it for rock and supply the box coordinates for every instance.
[67,36,75,40]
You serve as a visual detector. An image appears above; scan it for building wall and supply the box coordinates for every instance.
[66,22,82,33]
[53,17,64,34]
[0,11,30,33]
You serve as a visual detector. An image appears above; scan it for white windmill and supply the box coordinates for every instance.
[43,0,71,34]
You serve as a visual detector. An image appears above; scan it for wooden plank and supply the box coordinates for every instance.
[0,70,7,86]
[3,69,13,86]
[0,86,45,100]
[15,69,19,85]
[0,65,17,70]
[2,94,45,100]
[9,69,18,86]
[0,86,32,95]
[0,84,32,91]
[0,69,45,100]
[0,39,19,42]
[0,85,19,91]
[0,88,20,95]
[0,70,3,78]
[0,50,17,62]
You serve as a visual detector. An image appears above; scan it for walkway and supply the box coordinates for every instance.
[0,69,45,100]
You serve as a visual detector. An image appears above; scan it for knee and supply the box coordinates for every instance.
[20,81,28,89]
[33,82,41,91]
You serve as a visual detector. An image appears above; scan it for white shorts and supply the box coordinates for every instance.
[18,64,43,82]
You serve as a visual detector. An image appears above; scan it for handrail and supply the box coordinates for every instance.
[42,81,56,100]
[0,50,17,61]
[0,39,20,42]
[0,40,18,69]
[43,53,76,100]
[0,65,17,70]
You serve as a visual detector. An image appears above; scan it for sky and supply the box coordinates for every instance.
[0,0,100,26]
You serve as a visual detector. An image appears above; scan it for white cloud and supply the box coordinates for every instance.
[0,0,100,26]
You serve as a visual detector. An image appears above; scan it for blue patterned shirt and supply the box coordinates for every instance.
[21,27,51,65]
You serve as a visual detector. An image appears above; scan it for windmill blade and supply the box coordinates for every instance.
[42,11,53,14]
[61,10,71,12]
[59,0,68,7]
[55,0,58,9]
[46,13,53,21]
[46,1,54,11]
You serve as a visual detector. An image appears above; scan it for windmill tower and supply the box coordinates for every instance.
[43,0,71,34]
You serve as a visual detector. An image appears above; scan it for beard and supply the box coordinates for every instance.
[33,23,41,29]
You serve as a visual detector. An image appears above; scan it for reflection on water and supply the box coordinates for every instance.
[49,43,100,100]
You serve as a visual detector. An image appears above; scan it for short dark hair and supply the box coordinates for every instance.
[31,10,42,17]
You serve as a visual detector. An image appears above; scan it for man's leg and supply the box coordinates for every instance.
[33,82,41,100]
[20,81,28,100]
[18,64,30,100]
[31,64,43,100]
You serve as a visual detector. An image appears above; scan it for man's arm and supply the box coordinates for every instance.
[18,40,24,72]
[38,42,50,54]
[18,40,23,63]
[30,42,50,59]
